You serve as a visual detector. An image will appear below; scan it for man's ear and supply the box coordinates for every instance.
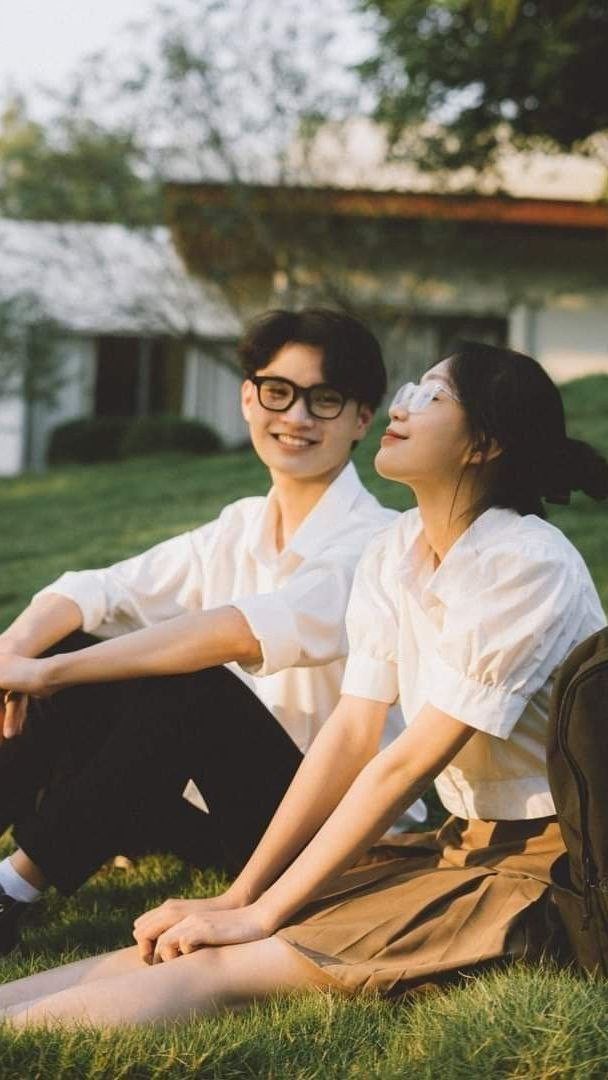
[241,379,254,423]
[352,403,374,444]
[469,437,503,466]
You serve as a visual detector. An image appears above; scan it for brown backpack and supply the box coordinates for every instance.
[546,626,608,975]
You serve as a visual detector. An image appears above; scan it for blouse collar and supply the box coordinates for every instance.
[399,506,522,610]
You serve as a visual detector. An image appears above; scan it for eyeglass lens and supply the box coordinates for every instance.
[390,382,426,411]
[257,378,345,419]
[390,381,456,413]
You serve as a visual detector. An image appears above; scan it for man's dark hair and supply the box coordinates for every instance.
[238,308,387,412]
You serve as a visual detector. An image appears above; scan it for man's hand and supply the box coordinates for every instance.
[0,654,54,740]
[133,890,259,964]
[0,690,29,740]
[0,654,51,695]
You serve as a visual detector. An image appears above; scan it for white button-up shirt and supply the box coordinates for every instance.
[342,506,606,820]
[36,462,398,753]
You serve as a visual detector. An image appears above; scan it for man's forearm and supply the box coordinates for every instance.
[0,594,83,658]
[42,605,261,691]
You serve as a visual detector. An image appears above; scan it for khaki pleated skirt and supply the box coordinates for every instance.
[277,815,564,996]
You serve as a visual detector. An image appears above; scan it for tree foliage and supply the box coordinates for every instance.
[0,97,161,224]
[61,0,378,310]
[359,0,608,170]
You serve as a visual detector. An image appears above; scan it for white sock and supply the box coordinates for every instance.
[0,857,42,903]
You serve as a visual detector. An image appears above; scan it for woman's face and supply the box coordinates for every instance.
[375,358,474,489]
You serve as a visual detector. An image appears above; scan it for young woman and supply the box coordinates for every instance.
[1,341,607,1027]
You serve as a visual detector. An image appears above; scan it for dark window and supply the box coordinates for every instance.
[94,337,185,417]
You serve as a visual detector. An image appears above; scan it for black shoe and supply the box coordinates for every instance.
[0,888,27,956]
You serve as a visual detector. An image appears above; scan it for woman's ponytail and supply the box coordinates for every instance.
[543,437,608,505]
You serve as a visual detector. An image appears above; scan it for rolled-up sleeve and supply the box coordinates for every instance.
[341,534,400,704]
[34,522,217,635]
[234,554,354,677]
[428,544,586,738]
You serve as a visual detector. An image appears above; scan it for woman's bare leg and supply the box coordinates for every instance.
[0,946,143,1012]
[4,937,335,1028]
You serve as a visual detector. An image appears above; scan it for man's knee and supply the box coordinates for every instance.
[41,631,100,658]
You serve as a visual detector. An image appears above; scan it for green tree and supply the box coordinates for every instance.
[0,96,161,224]
[359,0,608,171]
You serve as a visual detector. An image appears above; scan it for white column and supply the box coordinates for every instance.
[182,345,200,419]
[508,304,537,356]
[0,395,27,476]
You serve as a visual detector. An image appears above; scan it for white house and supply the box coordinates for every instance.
[166,119,608,393]
[0,220,245,476]
[3,129,608,476]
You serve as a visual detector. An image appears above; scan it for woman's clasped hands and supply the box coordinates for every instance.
[132,893,275,964]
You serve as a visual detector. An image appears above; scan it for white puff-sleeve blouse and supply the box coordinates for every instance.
[342,507,606,820]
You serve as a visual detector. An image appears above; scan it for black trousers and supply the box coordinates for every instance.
[0,634,303,895]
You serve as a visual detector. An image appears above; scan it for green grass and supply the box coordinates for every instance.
[0,376,608,1077]
[1,962,608,1079]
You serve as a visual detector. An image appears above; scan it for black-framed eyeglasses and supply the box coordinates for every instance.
[250,375,349,420]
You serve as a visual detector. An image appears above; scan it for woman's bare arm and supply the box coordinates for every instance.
[256,704,473,929]
[144,703,474,960]
[229,695,389,902]
[133,694,388,959]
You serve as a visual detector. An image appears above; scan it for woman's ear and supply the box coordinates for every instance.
[469,438,503,466]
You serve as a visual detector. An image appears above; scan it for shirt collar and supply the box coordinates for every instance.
[248,461,365,567]
[399,506,521,608]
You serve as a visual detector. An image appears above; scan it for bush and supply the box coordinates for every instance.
[120,415,222,457]
[48,417,129,464]
[48,415,222,465]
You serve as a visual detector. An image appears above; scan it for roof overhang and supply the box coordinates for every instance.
[166,182,608,231]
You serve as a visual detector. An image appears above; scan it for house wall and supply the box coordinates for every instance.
[0,396,26,476]
[1,335,246,476]
[234,218,608,386]
[27,337,96,471]
[4,215,608,477]
[510,303,608,383]
[182,343,247,446]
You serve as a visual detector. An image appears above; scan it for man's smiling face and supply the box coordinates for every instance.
[241,342,372,483]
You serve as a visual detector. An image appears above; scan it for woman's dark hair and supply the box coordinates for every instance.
[443,340,608,518]
[238,308,387,412]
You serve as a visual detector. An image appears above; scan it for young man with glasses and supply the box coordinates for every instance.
[0,308,424,954]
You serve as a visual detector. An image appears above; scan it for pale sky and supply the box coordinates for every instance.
[0,0,373,121]
[0,0,163,99]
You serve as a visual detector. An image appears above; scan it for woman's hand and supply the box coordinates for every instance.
[133,895,274,964]
[149,903,273,964]
[133,889,257,967]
